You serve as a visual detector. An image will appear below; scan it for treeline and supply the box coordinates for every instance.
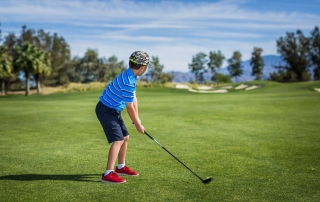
[0,25,172,95]
[0,25,71,95]
[2,24,320,95]
[189,26,320,83]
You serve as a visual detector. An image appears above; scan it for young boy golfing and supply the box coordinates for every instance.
[95,51,149,184]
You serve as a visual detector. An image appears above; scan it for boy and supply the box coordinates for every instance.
[95,51,150,184]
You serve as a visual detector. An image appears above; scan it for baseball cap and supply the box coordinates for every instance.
[129,51,151,66]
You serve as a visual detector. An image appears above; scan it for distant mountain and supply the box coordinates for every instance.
[169,55,286,82]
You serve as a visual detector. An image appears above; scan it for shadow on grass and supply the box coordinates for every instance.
[0,174,101,182]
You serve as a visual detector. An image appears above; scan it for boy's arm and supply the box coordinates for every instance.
[133,92,139,118]
[126,96,145,134]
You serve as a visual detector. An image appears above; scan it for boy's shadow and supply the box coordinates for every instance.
[0,174,101,182]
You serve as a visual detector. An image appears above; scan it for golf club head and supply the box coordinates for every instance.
[202,177,213,184]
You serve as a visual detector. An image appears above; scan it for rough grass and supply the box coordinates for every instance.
[0,81,319,201]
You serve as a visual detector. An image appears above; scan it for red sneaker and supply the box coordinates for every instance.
[101,172,126,184]
[116,166,139,176]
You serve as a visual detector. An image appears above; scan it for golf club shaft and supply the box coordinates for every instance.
[144,131,204,182]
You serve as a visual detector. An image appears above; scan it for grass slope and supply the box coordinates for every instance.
[0,81,319,201]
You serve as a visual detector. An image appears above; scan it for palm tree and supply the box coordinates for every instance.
[14,43,51,95]
[33,50,51,94]
[0,46,13,95]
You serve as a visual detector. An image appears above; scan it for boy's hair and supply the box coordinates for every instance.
[129,60,144,70]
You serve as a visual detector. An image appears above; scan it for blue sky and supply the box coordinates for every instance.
[1,0,320,72]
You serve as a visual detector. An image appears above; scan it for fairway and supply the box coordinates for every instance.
[1,81,320,201]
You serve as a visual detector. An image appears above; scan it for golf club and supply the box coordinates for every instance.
[144,131,213,184]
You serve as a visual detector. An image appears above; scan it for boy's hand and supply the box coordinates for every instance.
[135,124,145,134]
[125,103,144,134]
[132,118,141,128]
[132,119,144,134]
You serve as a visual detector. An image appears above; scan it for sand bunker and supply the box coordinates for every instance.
[197,86,212,90]
[175,84,189,89]
[188,89,227,93]
[175,83,262,93]
[235,84,248,90]
[210,89,228,93]
[245,85,260,91]
[315,88,320,92]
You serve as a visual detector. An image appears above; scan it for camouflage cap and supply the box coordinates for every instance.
[129,51,150,66]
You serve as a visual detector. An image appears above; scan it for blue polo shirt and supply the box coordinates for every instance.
[99,68,137,111]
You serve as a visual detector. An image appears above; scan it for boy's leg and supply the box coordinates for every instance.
[101,140,126,184]
[117,136,129,165]
[116,135,139,176]
[107,140,124,170]
[96,102,127,183]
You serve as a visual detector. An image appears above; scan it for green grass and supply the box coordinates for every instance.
[1,81,320,201]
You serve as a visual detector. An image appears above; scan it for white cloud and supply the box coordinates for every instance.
[1,0,318,24]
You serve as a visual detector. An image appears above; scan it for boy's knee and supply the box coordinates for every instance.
[113,140,124,146]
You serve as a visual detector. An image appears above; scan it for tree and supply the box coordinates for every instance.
[208,50,225,82]
[277,30,310,81]
[269,70,297,82]
[3,33,17,57]
[66,56,82,83]
[146,56,172,83]
[214,73,232,83]
[1,25,72,90]
[3,33,18,93]
[66,54,126,83]
[0,24,13,95]
[102,55,126,82]
[310,26,320,80]
[148,56,163,82]
[0,46,13,95]
[250,47,264,80]
[14,43,50,96]
[32,50,51,94]
[227,51,243,82]
[15,26,71,86]
[189,52,208,83]
[158,72,173,84]
[35,29,52,52]
[0,23,14,95]
[41,33,71,86]
[81,49,100,82]
[17,25,37,47]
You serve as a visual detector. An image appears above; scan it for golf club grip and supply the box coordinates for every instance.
[144,131,154,140]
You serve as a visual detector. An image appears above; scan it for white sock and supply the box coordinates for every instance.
[104,170,113,176]
[117,163,125,169]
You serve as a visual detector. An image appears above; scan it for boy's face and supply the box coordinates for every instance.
[137,66,147,76]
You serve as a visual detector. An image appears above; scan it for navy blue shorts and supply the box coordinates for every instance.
[95,101,129,143]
